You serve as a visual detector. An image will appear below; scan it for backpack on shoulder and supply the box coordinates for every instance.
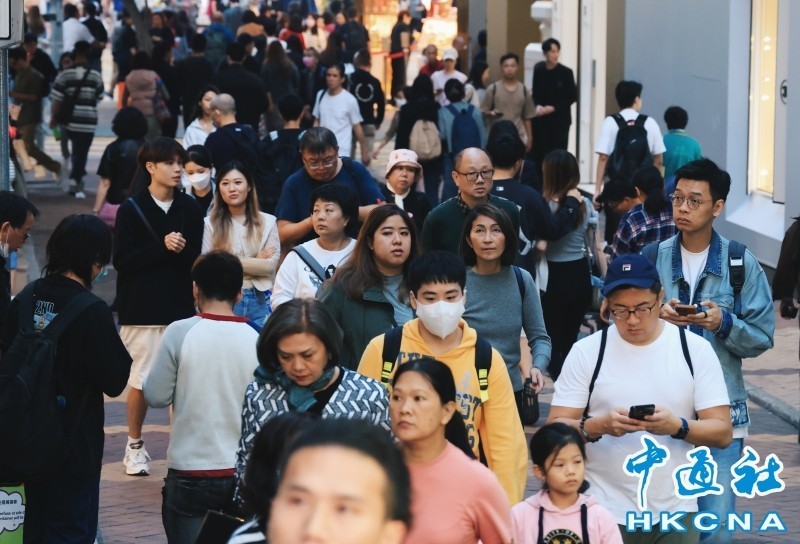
[408,119,442,160]
[446,104,482,155]
[0,282,103,479]
[605,113,652,184]
[263,129,304,200]
[219,125,281,213]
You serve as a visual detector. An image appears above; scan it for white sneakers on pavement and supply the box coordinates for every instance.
[123,440,151,476]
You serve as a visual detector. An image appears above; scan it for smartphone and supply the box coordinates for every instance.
[628,404,655,420]
[674,304,698,316]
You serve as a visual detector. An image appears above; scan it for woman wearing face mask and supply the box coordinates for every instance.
[233,298,390,514]
[182,145,215,216]
[320,205,419,370]
[181,84,219,149]
[93,107,149,228]
[380,149,430,233]
[461,203,550,417]
[271,183,358,309]
[391,358,513,544]
[202,161,280,325]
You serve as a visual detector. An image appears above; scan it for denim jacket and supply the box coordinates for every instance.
[653,230,774,428]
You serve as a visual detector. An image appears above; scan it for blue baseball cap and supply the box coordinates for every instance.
[602,253,660,295]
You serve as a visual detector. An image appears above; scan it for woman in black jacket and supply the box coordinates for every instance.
[395,74,442,208]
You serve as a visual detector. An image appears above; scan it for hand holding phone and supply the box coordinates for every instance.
[628,404,655,421]
[674,304,698,316]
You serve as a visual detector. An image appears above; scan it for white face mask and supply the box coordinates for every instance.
[414,297,465,339]
[185,171,211,191]
[395,98,407,108]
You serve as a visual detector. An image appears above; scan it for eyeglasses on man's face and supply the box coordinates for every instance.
[608,300,659,321]
[304,156,337,170]
[455,169,494,182]
[669,193,710,210]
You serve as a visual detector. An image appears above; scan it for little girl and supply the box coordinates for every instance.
[512,423,622,544]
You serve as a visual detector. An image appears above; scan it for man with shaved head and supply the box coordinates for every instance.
[421,147,520,254]
[203,93,260,172]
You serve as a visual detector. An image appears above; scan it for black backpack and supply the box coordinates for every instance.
[218,125,281,213]
[0,282,102,478]
[263,129,304,201]
[604,114,652,183]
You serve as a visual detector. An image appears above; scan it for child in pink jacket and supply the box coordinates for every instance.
[511,423,622,543]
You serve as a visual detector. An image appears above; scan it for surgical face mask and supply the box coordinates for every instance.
[94,266,108,283]
[395,98,407,108]
[414,297,465,339]
[302,56,315,68]
[187,171,212,191]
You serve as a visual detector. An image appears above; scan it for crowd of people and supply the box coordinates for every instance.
[0,2,786,544]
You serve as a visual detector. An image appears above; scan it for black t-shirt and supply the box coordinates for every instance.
[96,138,143,204]
[308,367,345,415]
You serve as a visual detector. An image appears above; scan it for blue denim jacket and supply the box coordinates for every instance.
[653,230,774,428]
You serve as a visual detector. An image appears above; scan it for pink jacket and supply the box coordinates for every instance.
[511,490,623,544]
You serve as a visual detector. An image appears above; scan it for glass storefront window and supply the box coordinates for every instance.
[748,0,778,195]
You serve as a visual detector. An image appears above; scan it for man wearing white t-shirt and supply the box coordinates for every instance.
[312,63,371,165]
[430,48,467,106]
[549,253,731,542]
[62,3,96,55]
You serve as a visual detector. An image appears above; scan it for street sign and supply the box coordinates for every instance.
[0,0,24,48]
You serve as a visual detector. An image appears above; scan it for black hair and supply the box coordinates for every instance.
[72,40,91,58]
[674,157,731,202]
[309,182,359,226]
[191,33,207,52]
[262,17,278,36]
[444,78,465,104]
[151,43,170,64]
[138,137,187,169]
[541,37,561,53]
[407,250,466,295]
[257,298,344,373]
[226,42,247,62]
[325,62,347,80]
[23,32,38,44]
[277,93,304,121]
[184,145,213,169]
[486,131,525,169]
[278,419,411,526]
[597,178,636,207]
[392,358,475,460]
[131,51,151,70]
[500,52,519,65]
[112,106,148,140]
[530,423,589,493]
[63,3,79,19]
[241,10,256,24]
[236,32,254,46]
[43,214,112,287]
[0,191,39,228]
[460,203,518,267]
[467,60,488,90]
[191,251,243,303]
[7,47,26,62]
[240,412,319,518]
[299,127,339,155]
[664,105,689,130]
[353,48,371,68]
[83,1,97,17]
[631,164,668,215]
[410,74,434,101]
[191,83,220,120]
[614,80,643,110]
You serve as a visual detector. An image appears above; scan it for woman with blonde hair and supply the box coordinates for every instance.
[202,161,280,325]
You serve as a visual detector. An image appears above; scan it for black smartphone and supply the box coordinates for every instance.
[628,404,655,420]
[674,304,698,316]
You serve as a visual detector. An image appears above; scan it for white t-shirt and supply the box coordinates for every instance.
[431,69,468,105]
[552,322,729,523]
[312,89,363,158]
[680,244,710,301]
[595,108,667,157]
[271,238,356,308]
[151,194,173,213]
[63,19,95,56]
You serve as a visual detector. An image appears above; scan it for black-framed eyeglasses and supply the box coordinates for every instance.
[609,301,659,321]
[455,169,494,182]
[669,193,709,210]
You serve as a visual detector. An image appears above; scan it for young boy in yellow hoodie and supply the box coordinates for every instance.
[358,250,528,503]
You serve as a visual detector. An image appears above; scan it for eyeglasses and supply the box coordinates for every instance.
[608,301,659,321]
[455,169,494,182]
[304,157,337,170]
[669,193,710,210]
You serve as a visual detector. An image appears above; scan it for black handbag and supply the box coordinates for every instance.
[520,378,540,426]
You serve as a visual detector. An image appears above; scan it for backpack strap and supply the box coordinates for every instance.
[612,113,626,129]
[641,241,660,265]
[634,114,648,127]
[380,326,404,386]
[512,265,525,300]
[474,337,492,403]
[446,104,459,116]
[292,246,327,282]
[678,326,694,377]
[581,502,591,544]
[490,82,497,111]
[128,198,160,243]
[583,327,608,418]
[536,506,545,544]
[728,240,746,317]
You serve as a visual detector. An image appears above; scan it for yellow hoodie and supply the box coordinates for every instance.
[358,318,528,504]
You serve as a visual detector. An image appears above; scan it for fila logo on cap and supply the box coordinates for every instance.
[622,264,631,272]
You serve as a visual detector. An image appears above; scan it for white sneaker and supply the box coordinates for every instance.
[123,441,151,476]
[74,191,86,199]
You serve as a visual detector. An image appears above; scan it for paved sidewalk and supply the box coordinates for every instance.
[17,103,798,541]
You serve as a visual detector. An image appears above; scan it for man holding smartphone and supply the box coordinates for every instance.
[548,253,732,542]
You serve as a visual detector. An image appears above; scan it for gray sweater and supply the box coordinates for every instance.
[464,266,551,391]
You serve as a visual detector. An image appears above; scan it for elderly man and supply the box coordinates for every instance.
[275,127,383,246]
[419,44,443,77]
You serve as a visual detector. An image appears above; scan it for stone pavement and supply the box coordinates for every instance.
[16,100,799,542]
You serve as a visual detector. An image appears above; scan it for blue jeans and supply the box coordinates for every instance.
[23,472,100,544]
[233,288,271,326]
[697,438,744,544]
[162,470,236,544]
